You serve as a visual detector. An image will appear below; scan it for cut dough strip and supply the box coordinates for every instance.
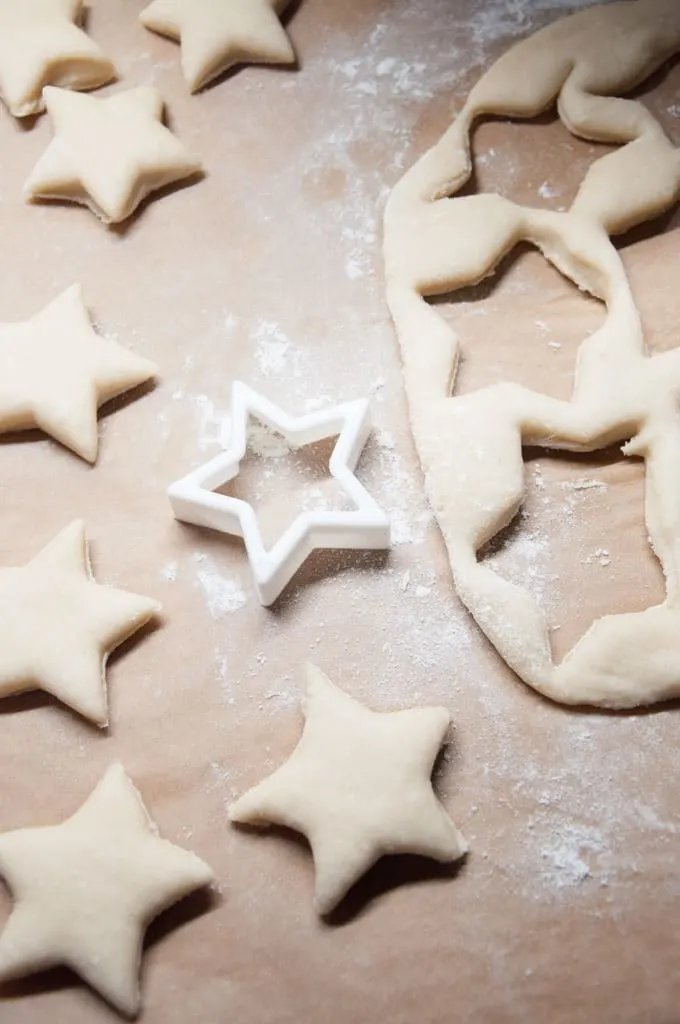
[384,0,680,708]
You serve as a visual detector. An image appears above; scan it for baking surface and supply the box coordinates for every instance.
[1,1,680,1021]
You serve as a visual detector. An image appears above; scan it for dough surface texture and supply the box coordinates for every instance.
[0,764,214,1017]
[229,664,467,915]
[0,0,115,117]
[0,520,159,725]
[383,0,680,709]
[139,0,296,92]
[24,85,203,224]
[0,284,157,462]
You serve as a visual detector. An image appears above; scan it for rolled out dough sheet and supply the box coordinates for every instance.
[0,1,679,1021]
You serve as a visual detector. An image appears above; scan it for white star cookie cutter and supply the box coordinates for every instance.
[168,382,391,605]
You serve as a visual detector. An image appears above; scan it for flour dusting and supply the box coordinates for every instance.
[194,553,247,617]
[252,320,302,378]
[187,394,230,451]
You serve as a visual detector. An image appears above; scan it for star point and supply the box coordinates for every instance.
[24,86,203,224]
[230,664,467,915]
[0,520,160,726]
[168,382,391,605]
[0,764,214,1017]
[0,0,116,117]
[140,0,296,93]
[0,283,157,462]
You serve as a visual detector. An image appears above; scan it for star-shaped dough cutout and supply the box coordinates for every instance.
[0,283,157,462]
[230,664,467,914]
[140,0,296,92]
[0,520,160,726]
[0,763,214,1017]
[24,86,203,224]
[0,0,115,118]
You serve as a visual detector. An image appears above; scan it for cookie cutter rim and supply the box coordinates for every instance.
[168,381,391,605]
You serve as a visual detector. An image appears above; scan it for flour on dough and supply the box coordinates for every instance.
[24,86,203,225]
[384,0,680,709]
[0,520,159,725]
[0,283,157,462]
[139,0,296,93]
[0,0,115,117]
[0,764,214,1017]
[230,663,467,915]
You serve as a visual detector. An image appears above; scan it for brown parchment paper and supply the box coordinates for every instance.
[1,1,680,1022]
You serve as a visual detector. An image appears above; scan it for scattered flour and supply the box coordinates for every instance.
[187,393,230,451]
[247,421,294,459]
[194,553,247,618]
[161,561,178,583]
[562,478,607,493]
[585,547,611,567]
[366,428,433,545]
[538,180,559,199]
[252,320,302,378]
[537,821,608,889]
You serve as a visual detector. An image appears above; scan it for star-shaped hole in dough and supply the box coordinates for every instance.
[230,664,467,915]
[0,520,160,726]
[0,283,157,462]
[24,86,203,225]
[139,0,296,93]
[0,0,115,118]
[0,763,214,1017]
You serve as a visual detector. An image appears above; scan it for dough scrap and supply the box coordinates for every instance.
[0,764,214,1017]
[383,0,680,709]
[229,664,467,915]
[0,520,159,726]
[139,0,296,93]
[0,0,115,117]
[0,283,157,462]
[24,86,203,225]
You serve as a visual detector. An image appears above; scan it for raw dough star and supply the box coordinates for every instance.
[0,764,214,1017]
[140,0,296,92]
[24,86,203,225]
[0,520,160,725]
[230,664,467,915]
[0,284,157,462]
[0,0,115,117]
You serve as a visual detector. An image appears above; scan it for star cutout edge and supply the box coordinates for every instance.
[167,381,391,605]
[0,283,158,462]
[0,763,214,1016]
[139,0,296,93]
[0,520,160,725]
[229,664,467,915]
[0,0,116,117]
[24,86,203,225]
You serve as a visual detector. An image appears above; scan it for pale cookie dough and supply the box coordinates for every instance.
[230,664,467,915]
[0,764,214,1017]
[0,283,157,462]
[24,86,203,225]
[383,0,680,710]
[0,520,159,726]
[0,0,115,118]
[139,0,296,93]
